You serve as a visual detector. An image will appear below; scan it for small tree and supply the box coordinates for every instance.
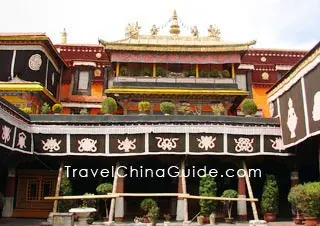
[241,99,258,116]
[141,198,159,226]
[52,103,63,114]
[58,171,75,212]
[199,174,218,217]
[221,70,231,78]
[101,97,117,115]
[221,189,238,219]
[81,193,96,208]
[160,102,176,115]
[288,184,304,218]
[41,102,51,114]
[261,174,279,214]
[138,101,150,114]
[96,183,113,218]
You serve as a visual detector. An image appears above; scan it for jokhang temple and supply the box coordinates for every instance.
[0,10,319,224]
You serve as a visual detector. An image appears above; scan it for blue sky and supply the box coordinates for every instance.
[1,0,319,49]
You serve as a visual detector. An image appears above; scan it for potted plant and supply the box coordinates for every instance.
[221,70,231,78]
[198,174,218,225]
[52,103,63,114]
[211,69,221,78]
[140,198,159,226]
[160,102,176,115]
[20,107,32,114]
[101,97,118,115]
[41,102,51,114]
[96,183,113,220]
[293,182,320,226]
[156,67,167,77]
[80,108,88,115]
[261,174,279,222]
[211,103,225,116]
[81,193,96,208]
[288,184,304,225]
[177,102,193,115]
[241,99,258,116]
[221,189,238,223]
[163,213,171,226]
[138,101,150,115]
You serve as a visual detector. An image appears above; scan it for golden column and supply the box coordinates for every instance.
[153,63,156,77]
[232,63,235,79]
[116,62,120,77]
[196,64,199,78]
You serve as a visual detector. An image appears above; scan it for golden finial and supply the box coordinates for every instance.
[169,10,180,35]
[61,28,67,44]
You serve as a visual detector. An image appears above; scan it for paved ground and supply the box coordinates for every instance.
[0,218,297,226]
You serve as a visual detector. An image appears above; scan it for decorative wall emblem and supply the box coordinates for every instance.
[261,72,269,80]
[16,132,27,149]
[269,102,274,117]
[118,137,136,152]
[28,54,42,71]
[197,136,216,151]
[156,137,179,151]
[96,53,102,59]
[234,138,254,152]
[42,137,61,152]
[94,68,101,77]
[260,56,267,62]
[1,125,11,144]
[78,138,97,152]
[270,137,284,152]
[287,98,298,138]
[312,91,320,121]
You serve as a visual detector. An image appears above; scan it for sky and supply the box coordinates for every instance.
[0,0,319,50]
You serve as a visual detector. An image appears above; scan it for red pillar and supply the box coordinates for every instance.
[237,176,247,220]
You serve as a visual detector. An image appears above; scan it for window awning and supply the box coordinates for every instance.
[73,61,96,67]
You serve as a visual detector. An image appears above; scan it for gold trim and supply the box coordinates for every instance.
[267,48,320,98]
[0,83,59,104]
[105,88,248,96]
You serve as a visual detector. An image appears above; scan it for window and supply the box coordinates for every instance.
[26,179,54,201]
[72,69,92,95]
[236,74,247,91]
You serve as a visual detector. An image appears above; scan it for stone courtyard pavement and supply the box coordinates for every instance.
[0,218,297,226]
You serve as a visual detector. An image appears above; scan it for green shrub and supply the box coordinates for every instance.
[120,66,128,76]
[101,97,118,114]
[261,175,279,214]
[138,101,150,113]
[177,102,193,115]
[41,102,51,114]
[211,103,225,116]
[58,171,76,212]
[211,69,221,78]
[96,183,113,218]
[221,70,231,78]
[199,174,218,217]
[156,67,167,77]
[160,102,176,115]
[221,189,238,219]
[81,193,96,208]
[20,107,32,114]
[184,69,196,77]
[140,67,152,77]
[141,198,158,212]
[52,103,63,113]
[241,99,258,116]
[289,182,320,217]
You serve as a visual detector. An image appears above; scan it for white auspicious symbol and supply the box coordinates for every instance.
[269,102,274,117]
[28,54,42,71]
[17,132,27,149]
[270,137,284,152]
[312,91,320,121]
[156,137,179,151]
[42,137,61,152]
[78,138,97,152]
[118,137,136,152]
[197,136,216,151]
[261,72,269,80]
[1,125,11,144]
[234,138,254,152]
[287,98,298,138]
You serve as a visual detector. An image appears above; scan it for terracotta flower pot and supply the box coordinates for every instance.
[304,217,318,226]
[264,213,276,222]
[293,217,304,225]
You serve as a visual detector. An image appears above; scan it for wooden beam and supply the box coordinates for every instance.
[53,161,64,212]
[109,193,183,197]
[232,63,235,79]
[242,161,259,221]
[196,64,199,78]
[108,162,120,223]
[153,63,156,77]
[181,160,188,222]
[116,62,120,77]
[45,194,119,200]
[178,194,258,202]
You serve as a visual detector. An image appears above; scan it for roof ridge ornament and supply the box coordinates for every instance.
[150,24,159,36]
[208,24,221,40]
[191,25,199,38]
[125,21,141,39]
[169,10,180,35]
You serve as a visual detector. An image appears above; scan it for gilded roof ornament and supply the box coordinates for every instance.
[125,21,141,39]
[208,24,221,40]
[191,26,199,38]
[169,10,180,35]
[150,24,159,36]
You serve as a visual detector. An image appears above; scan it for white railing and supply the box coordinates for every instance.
[114,76,235,84]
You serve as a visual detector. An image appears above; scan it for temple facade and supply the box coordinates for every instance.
[0,11,318,223]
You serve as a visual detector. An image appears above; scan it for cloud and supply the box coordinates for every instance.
[0,0,318,50]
